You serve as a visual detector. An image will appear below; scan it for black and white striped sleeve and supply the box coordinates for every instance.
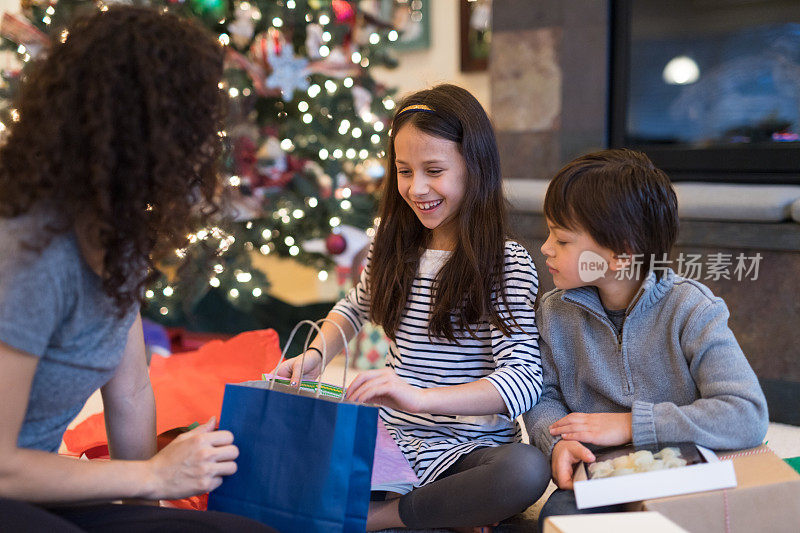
[481,242,543,420]
[330,244,372,333]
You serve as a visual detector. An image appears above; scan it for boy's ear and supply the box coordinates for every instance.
[608,245,636,272]
[608,253,629,272]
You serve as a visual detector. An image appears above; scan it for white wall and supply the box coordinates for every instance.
[370,0,491,112]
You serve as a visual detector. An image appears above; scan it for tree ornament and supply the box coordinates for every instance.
[190,0,226,21]
[0,13,49,58]
[308,45,359,78]
[304,226,371,266]
[249,31,272,70]
[325,232,347,255]
[332,0,356,25]
[305,23,324,59]
[351,85,373,120]
[265,43,310,102]
[228,2,257,49]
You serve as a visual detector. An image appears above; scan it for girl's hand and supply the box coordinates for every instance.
[143,418,239,500]
[346,368,425,412]
[273,350,324,383]
[551,439,596,490]
[549,412,632,447]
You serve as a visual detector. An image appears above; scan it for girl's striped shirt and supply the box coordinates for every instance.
[332,240,542,485]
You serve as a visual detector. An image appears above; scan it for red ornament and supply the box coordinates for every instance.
[332,0,356,24]
[325,233,347,255]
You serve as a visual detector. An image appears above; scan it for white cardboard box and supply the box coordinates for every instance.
[544,511,689,533]
[573,445,737,509]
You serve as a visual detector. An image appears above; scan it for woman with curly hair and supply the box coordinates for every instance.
[0,6,272,531]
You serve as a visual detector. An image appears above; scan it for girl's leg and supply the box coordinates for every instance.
[45,503,276,533]
[396,443,550,530]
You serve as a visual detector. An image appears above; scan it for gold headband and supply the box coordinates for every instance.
[397,103,435,115]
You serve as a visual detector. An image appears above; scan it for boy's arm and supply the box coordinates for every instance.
[632,299,769,450]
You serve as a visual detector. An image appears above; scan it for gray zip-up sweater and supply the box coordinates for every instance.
[523,268,768,455]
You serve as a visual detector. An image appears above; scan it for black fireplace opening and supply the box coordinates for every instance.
[609,0,800,184]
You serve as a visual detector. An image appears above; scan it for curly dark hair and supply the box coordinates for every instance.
[0,6,225,314]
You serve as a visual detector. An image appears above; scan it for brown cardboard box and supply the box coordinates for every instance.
[634,445,800,533]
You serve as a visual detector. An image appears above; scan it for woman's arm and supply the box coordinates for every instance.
[101,314,157,463]
[0,325,238,504]
[101,314,157,505]
[0,338,155,502]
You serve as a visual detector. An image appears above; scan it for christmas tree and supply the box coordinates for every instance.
[0,0,401,328]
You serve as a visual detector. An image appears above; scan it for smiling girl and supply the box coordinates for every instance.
[275,84,549,531]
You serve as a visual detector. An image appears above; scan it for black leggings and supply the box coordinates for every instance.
[398,443,551,529]
[0,498,275,533]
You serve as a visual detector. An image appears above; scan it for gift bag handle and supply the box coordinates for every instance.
[269,320,326,393]
[312,318,350,398]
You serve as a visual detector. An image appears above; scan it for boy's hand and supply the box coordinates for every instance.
[345,368,425,412]
[551,439,595,490]
[549,412,632,447]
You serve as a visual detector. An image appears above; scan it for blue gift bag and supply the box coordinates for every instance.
[208,320,379,533]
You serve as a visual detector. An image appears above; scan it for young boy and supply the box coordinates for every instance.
[523,149,769,529]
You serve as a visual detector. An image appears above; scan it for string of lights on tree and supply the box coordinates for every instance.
[0,0,413,325]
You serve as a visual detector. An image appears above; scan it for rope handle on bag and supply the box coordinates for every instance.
[313,318,350,398]
[268,320,326,392]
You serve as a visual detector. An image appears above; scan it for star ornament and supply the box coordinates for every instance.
[265,44,310,102]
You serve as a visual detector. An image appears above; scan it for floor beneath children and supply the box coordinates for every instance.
[318,357,800,532]
[62,352,800,532]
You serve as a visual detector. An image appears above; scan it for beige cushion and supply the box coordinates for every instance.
[674,182,800,222]
[502,179,800,223]
[504,179,549,214]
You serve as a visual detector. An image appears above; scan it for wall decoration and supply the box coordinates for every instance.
[460,0,491,72]
[360,0,430,51]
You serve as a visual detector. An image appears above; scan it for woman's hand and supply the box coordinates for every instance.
[273,350,324,383]
[143,418,239,500]
[551,439,596,490]
[345,368,425,412]
[549,412,632,447]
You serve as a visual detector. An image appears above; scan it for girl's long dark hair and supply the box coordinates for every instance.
[0,6,225,314]
[369,84,517,342]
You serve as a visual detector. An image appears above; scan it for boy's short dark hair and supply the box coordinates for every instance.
[544,149,679,274]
